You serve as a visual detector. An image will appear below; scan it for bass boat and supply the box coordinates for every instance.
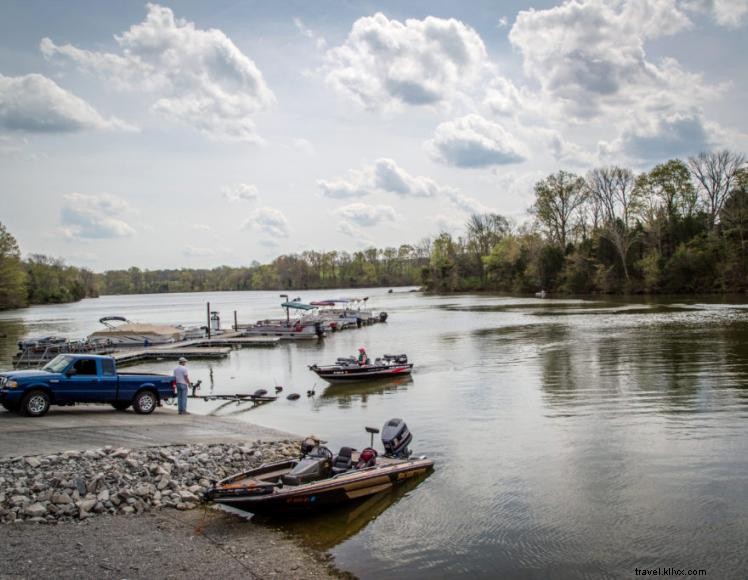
[309,354,412,383]
[205,418,433,514]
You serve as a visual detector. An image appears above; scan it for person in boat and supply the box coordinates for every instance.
[357,347,370,366]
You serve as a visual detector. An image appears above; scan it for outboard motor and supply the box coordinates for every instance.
[381,418,412,458]
[282,445,333,485]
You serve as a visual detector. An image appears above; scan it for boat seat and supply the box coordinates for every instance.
[331,446,353,474]
[355,447,377,469]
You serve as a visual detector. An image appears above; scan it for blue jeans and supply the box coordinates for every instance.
[176,383,188,413]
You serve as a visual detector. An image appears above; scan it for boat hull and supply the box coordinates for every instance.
[207,457,433,514]
[310,363,413,383]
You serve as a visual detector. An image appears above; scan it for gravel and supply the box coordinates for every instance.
[0,440,301,524]
[0,440,353,578]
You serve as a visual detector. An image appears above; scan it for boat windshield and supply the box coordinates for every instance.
[42,355,74,373]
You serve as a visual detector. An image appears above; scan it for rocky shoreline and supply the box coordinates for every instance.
[0,440,302,524]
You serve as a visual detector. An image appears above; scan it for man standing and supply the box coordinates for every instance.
[173,357,190,415]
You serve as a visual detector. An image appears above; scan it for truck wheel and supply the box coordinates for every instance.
[21,390,51,417]
[132,390,157,415]
[111,401,130,411]
[2,402,20,413]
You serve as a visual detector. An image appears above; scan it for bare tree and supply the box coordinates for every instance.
[586,166,641,283]
[531,171,587,249]
[688,150,746,229]
[465,213,510,282]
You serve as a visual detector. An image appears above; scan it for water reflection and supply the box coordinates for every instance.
[317,376,414,409]
[255,472,432,552]
[0,319,25,367]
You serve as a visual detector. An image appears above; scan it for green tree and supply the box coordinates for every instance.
[0,222,28,309]
[531,171,587,249]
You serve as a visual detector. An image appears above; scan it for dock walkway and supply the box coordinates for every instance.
[12,332,280,368]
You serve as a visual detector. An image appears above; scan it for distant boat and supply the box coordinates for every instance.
[535,290,547,298]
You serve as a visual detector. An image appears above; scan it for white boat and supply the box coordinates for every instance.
[239,301,326,340]
[88,316,204,346]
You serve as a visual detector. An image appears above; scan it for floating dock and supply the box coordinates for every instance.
[12,332,280,368]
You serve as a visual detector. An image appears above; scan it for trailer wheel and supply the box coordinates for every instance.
[2,402,20,413]
[111,401,130,411]
[132,390,157,415]
[21,390,51,417]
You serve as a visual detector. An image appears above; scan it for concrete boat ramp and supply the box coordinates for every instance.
[0,405,295,458]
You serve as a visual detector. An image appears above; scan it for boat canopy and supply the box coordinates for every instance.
[89,323,182,340]
[280,301,317,311]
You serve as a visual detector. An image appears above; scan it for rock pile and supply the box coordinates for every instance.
[0,440,301,524]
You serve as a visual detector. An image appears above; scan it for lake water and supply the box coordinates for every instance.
[1,289,747,579]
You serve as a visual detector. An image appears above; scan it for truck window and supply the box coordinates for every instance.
[43,355,74,373]
[101,359,116,376]
[72,358,98,376]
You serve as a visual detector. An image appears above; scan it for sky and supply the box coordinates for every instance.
[0,0,746,271]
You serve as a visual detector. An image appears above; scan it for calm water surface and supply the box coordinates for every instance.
[1,289,747,579]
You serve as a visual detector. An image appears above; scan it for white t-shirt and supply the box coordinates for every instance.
[173,365,189,385]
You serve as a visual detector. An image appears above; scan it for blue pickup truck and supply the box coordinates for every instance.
[0,354,176,417]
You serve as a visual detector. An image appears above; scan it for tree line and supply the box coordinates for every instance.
[0,150,745,310]
[0,224,100,309]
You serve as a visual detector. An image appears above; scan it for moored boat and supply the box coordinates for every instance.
[205,419,433,514]
[309,354,413,382]
[88,316,183,346]
[238,300,326,340]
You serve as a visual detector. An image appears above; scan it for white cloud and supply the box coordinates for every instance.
[222,183,259,202]
[509,0,700,119]
[543,129,598,166]
[497,17,509,29]
[293,17,327,49]
[426,114,527,168]
[0,73,134,133]
[60,193,136,239]
[323,13,490,110]
[599,110,719,161]
[41,3,275,142]
[191,224,211,232]
[684,0,748,28]
[242,207,290,238]
[444,190,495,215]
[318,158,447,198]
[336,220,375,245]
[431,213,465,235]
[334,203,397,226]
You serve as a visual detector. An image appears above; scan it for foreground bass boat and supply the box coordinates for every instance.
[205,418,433,514]
[309,354,413,383]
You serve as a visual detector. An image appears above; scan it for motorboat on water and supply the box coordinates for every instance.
[87,316,205,346]
[205,418,433,514]
[309,354,413,382]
